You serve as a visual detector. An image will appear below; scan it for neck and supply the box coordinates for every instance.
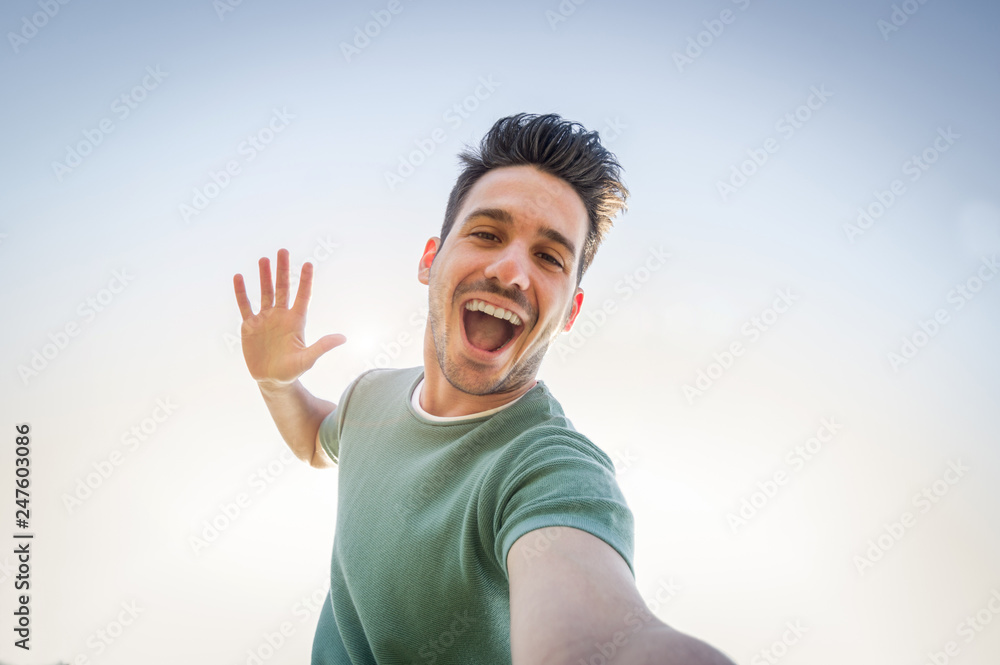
[419,370,536,418]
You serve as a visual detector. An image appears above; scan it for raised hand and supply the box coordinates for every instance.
[233,248,346,387]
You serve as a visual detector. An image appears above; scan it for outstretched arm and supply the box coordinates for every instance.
[509,527,737,665]
[233,248,346,468]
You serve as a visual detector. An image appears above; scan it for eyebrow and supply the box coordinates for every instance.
[461,207,578,261]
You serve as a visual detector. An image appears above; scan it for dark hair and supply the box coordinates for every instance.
[440,113,628,284]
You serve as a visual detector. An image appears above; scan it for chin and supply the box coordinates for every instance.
[438,341,546,397]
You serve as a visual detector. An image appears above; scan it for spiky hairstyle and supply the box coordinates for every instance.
[440,113,628,284]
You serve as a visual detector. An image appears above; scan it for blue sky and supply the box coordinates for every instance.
[2,0,999,662]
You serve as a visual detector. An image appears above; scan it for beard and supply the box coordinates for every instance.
[426,277,553,397]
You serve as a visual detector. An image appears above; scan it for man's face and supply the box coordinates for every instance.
[417,164,588,396]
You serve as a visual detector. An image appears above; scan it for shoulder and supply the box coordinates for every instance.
[329,367,422,438]
[486,386,624,512]
[352,365,422,391]
[342,366,421,409]
[494,381,616,469]
[497,422,618,479]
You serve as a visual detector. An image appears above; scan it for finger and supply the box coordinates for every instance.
[303,333,347,369]
[259,256,274,310]
[233,274,255,320]
[291,261,314,314]
[275,248,290,308]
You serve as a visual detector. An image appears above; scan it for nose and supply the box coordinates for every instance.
[483,243,530,292]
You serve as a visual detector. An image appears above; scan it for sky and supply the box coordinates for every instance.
[2,0,999,663]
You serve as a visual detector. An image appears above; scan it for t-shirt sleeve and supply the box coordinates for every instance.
[317,371,371,464]
[317,407,341,464]
[493,433,635,579]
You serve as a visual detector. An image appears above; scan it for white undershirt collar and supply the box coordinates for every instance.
[411,377,532,422]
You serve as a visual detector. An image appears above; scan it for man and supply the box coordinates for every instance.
[233,114,735,664]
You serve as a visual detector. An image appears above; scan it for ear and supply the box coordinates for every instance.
[417,237,440,285]
[562,288,584,332]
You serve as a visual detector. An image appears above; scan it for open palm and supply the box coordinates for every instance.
[233,248,345,386]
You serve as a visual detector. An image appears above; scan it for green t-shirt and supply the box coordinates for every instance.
[311,367,634,664]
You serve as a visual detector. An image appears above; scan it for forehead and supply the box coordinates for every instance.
[455,165,589,250]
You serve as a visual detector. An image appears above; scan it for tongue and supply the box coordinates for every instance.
[465,310,510,351]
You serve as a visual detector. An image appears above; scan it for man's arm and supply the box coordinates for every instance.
[257,380,337,468]
[508,526,736,665]
[233,249,346,468]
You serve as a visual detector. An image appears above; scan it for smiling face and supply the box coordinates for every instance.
[417,165,589,398]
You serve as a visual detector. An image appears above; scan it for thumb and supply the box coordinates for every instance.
[303,333,347,368]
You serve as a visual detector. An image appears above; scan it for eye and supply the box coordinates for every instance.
[471,231,500,242]
[538,252,564,269]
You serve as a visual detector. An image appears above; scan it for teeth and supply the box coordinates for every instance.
[464,299,522,326]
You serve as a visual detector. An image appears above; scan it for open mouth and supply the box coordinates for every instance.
[461,299,525,354]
